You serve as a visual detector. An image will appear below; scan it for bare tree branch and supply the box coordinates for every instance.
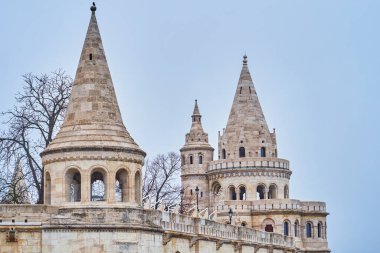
[142,152,182,209]
[0,70,72,203]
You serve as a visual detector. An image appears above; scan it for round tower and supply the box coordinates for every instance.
[180,100,214,212]
[41,6,145,207]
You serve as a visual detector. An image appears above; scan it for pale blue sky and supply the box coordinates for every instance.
[1,1,379,252]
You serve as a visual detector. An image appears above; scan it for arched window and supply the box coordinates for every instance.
[45,172,51,204]
[260,147,266,157]
[284,221,290,236]
[239,186,246,200]
[294,220,299,237]
[284,185,289,199]
[91,169,106,201]
[256,184,266,199]
[66,168,81,202]
[318,222,323,238]
[115,169,129,202]
[135,171,141,204]
[239,147,245,157]
[306,222,313,238]
[198,155,203,164]
[229,186,237,200]
[189,155,193,164]
[222,149,226,159]
[268,184,277,199]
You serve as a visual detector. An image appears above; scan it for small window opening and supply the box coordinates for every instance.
[24,219,28,223]
[260,147,266,157]
[256,185,265,199]
[189,155,193,164]
[229,187,237,200]
[249,87,251,94]
[190,189,193,195]
[239,186,246,200]
[201,192,203,197]
[198,155,203,164]
[89,54,93,60]
[239,147,245,158]
[240,87,242,94]
[284,221,289,236]
[222,149,226,159]
[265,224,273,232]
[306,223,312,238]
[12,219,15,223]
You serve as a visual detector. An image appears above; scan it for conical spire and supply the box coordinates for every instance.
[42,4,144,156]
[219,55,276,159]
[182,100,213,149]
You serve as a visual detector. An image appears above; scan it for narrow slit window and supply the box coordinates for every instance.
[89,54,93,60]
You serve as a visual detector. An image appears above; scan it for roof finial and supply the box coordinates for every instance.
[91,2,97,13]
[243,54,248,65]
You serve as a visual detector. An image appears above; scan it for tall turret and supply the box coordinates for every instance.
[41,4,145,206]
[180,100,214,212]
[218,55,277,160]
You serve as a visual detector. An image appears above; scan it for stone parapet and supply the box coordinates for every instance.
[213,199,327,214]
[161,212,294,248]
[208,158,290,172]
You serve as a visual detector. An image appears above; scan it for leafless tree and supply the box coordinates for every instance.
[0,158,31,204]
[143,152,182,209]
[0,70,72,203]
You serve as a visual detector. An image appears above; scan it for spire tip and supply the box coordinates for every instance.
[243,54,248,65]
[91,2,97,12]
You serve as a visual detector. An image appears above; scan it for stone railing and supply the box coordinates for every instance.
[214,199,327,213]
[207,158,290,172]
[161,212,294,248]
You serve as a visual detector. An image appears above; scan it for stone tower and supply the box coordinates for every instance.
[180,100,214,212]
[218,55,277,161]
[41,5,145,206]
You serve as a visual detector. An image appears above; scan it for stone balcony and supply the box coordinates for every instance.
[207,157,290,172]
[214,199,327,214]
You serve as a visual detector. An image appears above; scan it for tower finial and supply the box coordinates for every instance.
[243,54,248,65]
[91,2,97,12]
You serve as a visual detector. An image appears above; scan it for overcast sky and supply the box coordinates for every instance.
[1,1,379,252]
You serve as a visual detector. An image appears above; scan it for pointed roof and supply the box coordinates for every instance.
[193,99,200,116]
[181,100,213,151]
[42,4,145,157]
[225,55,269,134]
[219,55,276,159]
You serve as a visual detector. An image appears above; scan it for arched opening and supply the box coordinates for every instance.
[65,168,81,202]
[256,184,266,199]
[45,172,51,204]
[198,155,203,164]
[241,222,247,227]
[239,186,246,200]
[91,169,106,201]
[306,222,313,238]
[318,222,323,238]
[115,169,129,202]
[189,155,193,164]
[212,182,221,196]
[294,220,299,237]
[265,224,273,232]
[239,147,245,158]
[229,186,237,200]
[222,149,226,159]
[135,171,141,204]
[268,184,277,199]
[284,221,290,236]
[284,185,289,199]
[260,147,266,157]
